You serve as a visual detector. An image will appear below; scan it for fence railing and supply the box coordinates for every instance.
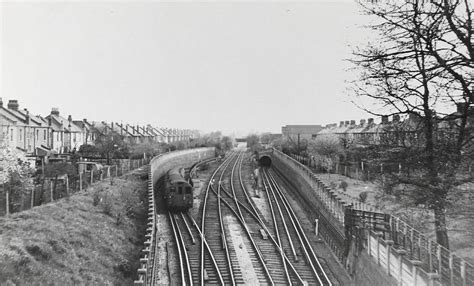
[292,153,473,182]
[0,158,149,216]
[286,150,474,286]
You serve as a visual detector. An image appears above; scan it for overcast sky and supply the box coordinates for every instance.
[1,1,373,136]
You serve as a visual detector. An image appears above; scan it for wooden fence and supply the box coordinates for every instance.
[0,158,149,216]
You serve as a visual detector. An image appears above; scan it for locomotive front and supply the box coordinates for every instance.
[165,167,194,211]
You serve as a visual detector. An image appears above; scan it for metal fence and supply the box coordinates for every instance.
[289,151,474,286]
[0,158,149,216]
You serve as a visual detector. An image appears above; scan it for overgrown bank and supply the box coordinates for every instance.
[0,167,148,285]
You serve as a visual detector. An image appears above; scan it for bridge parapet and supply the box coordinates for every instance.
[272,148,473,286]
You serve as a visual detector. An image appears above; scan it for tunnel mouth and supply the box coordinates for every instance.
[259,156,272,167]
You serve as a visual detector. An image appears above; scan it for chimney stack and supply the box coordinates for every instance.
[68,115,72,128]
[381,115,389,124]
[393,114,400,122]
[0,97,3,108]
[51,108,59,116]
[360,119,366,125]
[350,120,356,125]
[345,120,350,126]
[368,118,374,125]
[339,121,344,127]
[7,100,19,111]
[24,109,30,124]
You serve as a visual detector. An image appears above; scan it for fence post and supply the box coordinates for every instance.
[5,187,9,216]
[31,188,35,208]
[449,253,454,286]
[437,245,442,275]
[79,173,83,191]
[50,180,54,202]
[386,240,394,275]
[460,260,466,286]
[315,219,319,237]
[91,170,94,185]
[428,240,433,272]
[115,165,118,177]
[66,175,69,196]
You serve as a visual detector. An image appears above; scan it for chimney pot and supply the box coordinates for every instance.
[368,118,374,125]
[0,97,3,108]
[51,108,59,116]
[68,115,72,122]
[7,100,19,111]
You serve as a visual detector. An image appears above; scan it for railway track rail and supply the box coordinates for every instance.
[166,151,333,285]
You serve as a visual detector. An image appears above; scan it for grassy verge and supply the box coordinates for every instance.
[0,167,148,285]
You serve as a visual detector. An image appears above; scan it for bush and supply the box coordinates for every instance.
[339,180,348,192]
[92,190,101,206]
[100,194,113,216]
[359,191,368,203]
[119,188,140,218]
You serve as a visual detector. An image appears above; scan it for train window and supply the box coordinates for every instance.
[186,187,192,194]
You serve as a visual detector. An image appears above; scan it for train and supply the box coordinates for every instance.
[164,167,194,211]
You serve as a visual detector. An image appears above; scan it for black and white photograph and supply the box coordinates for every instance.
[0,0,472,285]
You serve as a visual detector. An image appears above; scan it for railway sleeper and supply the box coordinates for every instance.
[203,268,209,281]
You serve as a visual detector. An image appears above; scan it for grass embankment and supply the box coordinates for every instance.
[0,167,148,285]
[317,173,474,265]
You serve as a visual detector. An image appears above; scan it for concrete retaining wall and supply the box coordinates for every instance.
[150,147,216,187]
[271,149,400,286]
[134,147,215,285]
[271,149,448,286]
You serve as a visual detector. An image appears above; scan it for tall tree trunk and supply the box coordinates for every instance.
[433,203,450,249]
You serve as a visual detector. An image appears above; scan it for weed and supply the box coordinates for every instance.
[359,191,368,203]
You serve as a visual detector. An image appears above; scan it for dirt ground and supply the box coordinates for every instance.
[316,173,474,265]
[0,167,148,285]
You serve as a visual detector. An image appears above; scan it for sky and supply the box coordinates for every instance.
[1,0,374,136]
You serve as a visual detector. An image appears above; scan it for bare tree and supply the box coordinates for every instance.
[352,0,473,248]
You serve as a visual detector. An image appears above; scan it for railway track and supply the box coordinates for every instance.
[166,150,333,285]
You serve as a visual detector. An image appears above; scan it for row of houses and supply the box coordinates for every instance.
[283,104,473,148]
[0,98,197,156]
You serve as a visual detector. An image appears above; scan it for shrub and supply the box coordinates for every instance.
[92,191,101,206]
[100,194,113,216]
[119,188,140,218]
[359,191,368,203]
[340,180,348,192]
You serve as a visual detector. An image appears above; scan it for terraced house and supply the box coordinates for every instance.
[0,99,52,154]
[1,97,197,161]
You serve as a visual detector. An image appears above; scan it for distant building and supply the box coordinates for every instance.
[281,125,323,142]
